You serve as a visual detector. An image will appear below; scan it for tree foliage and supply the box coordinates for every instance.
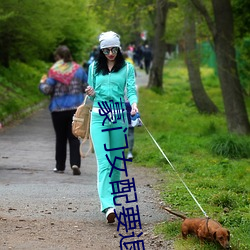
[232,0,250,95]
[0,0,99,67]
[164,2,184,44]
[232,0,250,40]
[91,0,155,46]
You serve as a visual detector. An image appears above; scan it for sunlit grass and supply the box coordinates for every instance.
[133,58,250,250]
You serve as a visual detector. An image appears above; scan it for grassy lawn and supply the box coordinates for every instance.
[132,58,250,250]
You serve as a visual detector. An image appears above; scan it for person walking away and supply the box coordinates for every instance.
[143,44,152,74]
[85,31,138,223]
[39,45,88,175]
[133,45,144,69]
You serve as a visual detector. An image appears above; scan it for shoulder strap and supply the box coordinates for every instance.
[126,62,129,86]
[79,109,94,158]
[124,62,129,100]
[79,136,94,158]
[92,61,95,89]
[78,94,93,158]
[125,62,129,92]
[83,94,88,105]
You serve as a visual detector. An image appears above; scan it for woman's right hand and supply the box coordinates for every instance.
[131,103,138,116]
[85,86,95,97]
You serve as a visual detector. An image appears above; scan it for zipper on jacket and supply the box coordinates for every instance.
[108,72,111,99]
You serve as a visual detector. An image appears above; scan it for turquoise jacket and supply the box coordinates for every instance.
[87,62,138,109]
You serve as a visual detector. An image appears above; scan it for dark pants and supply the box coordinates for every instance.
[51,110,80,171]
[144,59,151,74]
[128,127,134,152]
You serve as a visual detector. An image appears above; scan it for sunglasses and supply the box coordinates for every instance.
[102,47,119,55]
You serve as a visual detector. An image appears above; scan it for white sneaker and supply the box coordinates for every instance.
[105,208,115,223]
[127,152,133,159]
[53,168,64,173]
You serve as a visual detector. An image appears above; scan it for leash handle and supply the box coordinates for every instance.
[139,118,209,218]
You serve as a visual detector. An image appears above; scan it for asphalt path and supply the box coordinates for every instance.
[0,69,172,249]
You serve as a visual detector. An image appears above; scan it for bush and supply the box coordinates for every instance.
[210,135,250,159]
[210,191,237,209]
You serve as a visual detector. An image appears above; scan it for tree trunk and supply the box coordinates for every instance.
[147,0,169,89]
[191,0,250,134]
[184,4,218,114]
[212,0,250,134]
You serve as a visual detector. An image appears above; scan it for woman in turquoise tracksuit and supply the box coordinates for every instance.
[86,31,138,223]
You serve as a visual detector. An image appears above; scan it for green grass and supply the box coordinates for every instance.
[132,58,250,250]
[1,57,249,249]
[0,60,50,123]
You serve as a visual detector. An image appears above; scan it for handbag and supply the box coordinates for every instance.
[72,95,93,158]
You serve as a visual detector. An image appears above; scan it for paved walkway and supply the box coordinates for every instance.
[0,70,172,249]
[135,68,149,88]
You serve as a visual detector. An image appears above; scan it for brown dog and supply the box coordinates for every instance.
[163,207,231,249]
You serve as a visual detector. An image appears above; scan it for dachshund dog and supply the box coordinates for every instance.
[163,207,231,249]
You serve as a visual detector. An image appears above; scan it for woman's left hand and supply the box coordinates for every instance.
[131,103,138,116]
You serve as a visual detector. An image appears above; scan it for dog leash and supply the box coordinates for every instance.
[139,118,209,218]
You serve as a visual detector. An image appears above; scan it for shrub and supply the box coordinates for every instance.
[210,135,250,159]
[210,191,237,209]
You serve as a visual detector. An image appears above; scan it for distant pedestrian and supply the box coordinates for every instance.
[143,44,152,74]
[134,45,144,69]
[39,45,88,175]
[86,46,99,71]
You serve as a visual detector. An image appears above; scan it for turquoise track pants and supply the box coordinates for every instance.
[90,110,128,212]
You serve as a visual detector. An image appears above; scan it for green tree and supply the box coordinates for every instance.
[191,0,250,135]
[0,0,58,66]
[232,0,250,95]
[91,0,155,47]
[183,1,218,114]
[232,0,250,39]
[0,0,99,67]
[148,0,177,89]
